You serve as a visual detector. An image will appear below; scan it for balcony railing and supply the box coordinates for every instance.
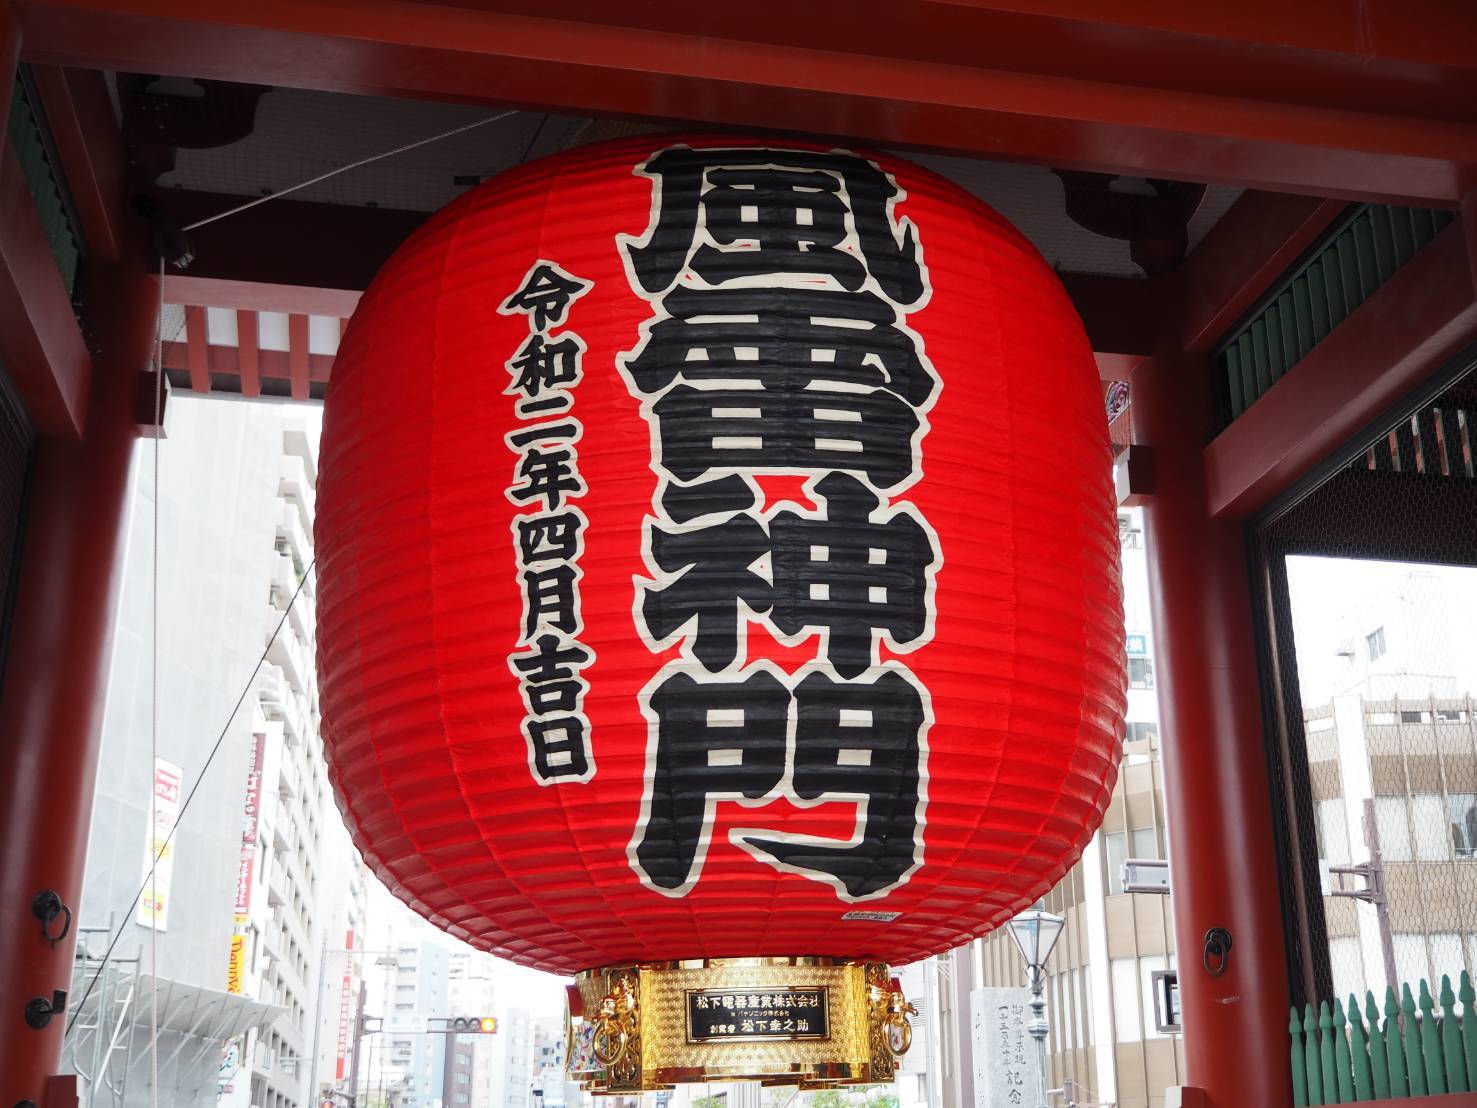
[1292,972,1477,1104]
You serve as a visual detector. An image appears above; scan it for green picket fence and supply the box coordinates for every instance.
[1291,972,1477,1104]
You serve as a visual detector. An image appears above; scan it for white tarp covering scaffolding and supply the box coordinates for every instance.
[65,957,284,1108]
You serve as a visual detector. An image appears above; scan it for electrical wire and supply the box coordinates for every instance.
[181,109,517,232]
[65,561,316,1036]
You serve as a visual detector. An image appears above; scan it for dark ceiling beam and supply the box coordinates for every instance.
[1057,272,1158,378]
[1203,219,1477,520]
[12,0,1477,203]
[0,144,92,437]
[29,66,125,263]
[158,189,426,296]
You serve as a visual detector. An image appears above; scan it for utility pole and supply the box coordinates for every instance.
[307,931,331,1107]
[348,979,368,1106]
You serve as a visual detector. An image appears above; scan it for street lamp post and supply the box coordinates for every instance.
[1007,904,1066,1108]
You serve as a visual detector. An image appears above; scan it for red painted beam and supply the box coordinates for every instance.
[236,309,260,398]
[1205,220,1477,519]
[28,66,124,262]
[183,304,209,393]
[287,312,309,401]
[161,339,334,388]
[164,274,360,319]
[11,0,1477,202]
[1174,191,1349,355]
[0,144,92,437]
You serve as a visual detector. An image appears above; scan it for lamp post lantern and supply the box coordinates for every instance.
[1007,904,1066,1108]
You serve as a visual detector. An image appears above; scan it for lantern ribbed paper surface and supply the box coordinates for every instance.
[316,134,1124,975]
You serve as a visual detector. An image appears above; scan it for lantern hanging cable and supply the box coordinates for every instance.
[180,109,518,233]
[64,560,316,1037]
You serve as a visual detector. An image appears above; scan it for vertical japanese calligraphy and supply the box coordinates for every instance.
[617,146,941,901]
[502,261,597,785]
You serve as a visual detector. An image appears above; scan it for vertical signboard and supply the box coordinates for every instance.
[336,929,356,1079]
[138,758,183,930]
[233,732,266,923]
[971,986,1039,1108]
[227,732,266,994]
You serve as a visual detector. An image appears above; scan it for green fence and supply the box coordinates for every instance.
[1291,973,1477,1104]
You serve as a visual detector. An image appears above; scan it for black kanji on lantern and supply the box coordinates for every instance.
[631,666,926,898]
[640,473,937,676]
[506,333,585,399]
[623,147,926,306]
[503,259,596,786]
[500,261,593,331]
[641,512,772,671]
[511,633,591,716]
[768,473,937,679]
[736,668,926,898]
[624,286,937,408]
[633,668,790,893]
[621,144,939,891]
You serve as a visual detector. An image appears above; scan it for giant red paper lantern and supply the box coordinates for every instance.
[316,134,1124,977]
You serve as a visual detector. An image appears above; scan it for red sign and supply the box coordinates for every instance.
[317,134,1125,975]
[232,732,266,924]
[336,929,354,1080]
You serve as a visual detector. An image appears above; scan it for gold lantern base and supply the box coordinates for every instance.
[565,957,916,1095]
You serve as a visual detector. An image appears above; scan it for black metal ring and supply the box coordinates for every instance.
[1202,926,1233,977]
[31,890,72,948]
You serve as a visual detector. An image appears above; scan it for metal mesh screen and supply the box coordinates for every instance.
[1253,353,1477,1009]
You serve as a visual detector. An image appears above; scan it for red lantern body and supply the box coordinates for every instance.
[316,135,1124,976]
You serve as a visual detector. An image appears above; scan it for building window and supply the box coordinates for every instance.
[1450,794,1477,858]
[1104,831,1126,895]
[1127,656,1154,689]
[1118,514,1142,550]
[1110,958,1140,1042]
[1366,627,1386,661]
[1124,721,1158,747]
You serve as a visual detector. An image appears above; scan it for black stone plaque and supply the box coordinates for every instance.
[684,986,830,1043]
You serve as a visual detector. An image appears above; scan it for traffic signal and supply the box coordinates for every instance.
[437,1015,498,1034]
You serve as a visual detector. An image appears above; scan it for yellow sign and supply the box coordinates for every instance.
[227,932,247,995]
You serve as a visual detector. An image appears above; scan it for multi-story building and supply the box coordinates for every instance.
[62,395,347,1108]
[486,1006,534,1108]
[971,506,1184,1108]
[1292,564,1477,1002]
[448,950,498,1107]
[377,938,450,1108]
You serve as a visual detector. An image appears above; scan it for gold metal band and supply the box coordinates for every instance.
[566,957,916,1094]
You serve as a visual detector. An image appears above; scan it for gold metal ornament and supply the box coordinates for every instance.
[566,957,915,1094]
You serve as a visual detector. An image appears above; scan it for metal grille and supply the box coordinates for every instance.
[9,69,84,297]
[1216,204,1458,428]
[1253,354,1477,1011]
[0,361,36,687]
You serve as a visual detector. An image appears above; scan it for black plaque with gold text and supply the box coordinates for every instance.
[685,986,830,1043]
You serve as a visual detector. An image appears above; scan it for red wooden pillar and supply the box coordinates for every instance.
[1131,354,1291,1108]
[0,253,155,1099]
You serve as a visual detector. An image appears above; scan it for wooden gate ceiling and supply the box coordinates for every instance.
[5,1,1476,446]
